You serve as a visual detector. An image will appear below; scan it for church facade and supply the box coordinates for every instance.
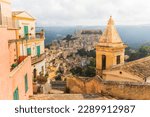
[96,17,150,83]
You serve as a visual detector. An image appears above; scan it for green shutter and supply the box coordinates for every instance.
[13,87,19,100]
[27,48,31,55]
[36,46,41,56]
[24,26,28,39]
[25,74,28,93]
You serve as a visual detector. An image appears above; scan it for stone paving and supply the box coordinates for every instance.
[29,94,115,100]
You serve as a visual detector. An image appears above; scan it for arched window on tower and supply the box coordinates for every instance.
[117,55,121,64]
[102,55,106,70]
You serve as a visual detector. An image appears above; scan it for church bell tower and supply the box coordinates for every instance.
[96,16,127,77]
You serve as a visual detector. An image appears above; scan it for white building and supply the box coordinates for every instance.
[12,11,46,78]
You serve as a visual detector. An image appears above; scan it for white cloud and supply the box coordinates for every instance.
[12,0,150,26]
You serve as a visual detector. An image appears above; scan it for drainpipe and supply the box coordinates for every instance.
[15,30,19,60]
[26,38,27,56]
[15,41,18,60]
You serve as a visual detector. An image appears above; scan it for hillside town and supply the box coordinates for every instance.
[1,0,150,100]
[46,30,102,79]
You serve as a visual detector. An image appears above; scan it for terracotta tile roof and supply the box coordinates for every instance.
[111,56,150,80]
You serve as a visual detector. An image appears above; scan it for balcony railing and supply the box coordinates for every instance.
[0,16,18,29]
[19,31,45,40]
[31,53,46,65]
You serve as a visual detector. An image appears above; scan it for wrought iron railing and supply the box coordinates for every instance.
[31,53,46,65]
[19,31,45,40]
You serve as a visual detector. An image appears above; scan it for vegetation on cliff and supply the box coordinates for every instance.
[70,49,96,77]
[126,46,150,61]
[76,48,96,58]
[70,58,96,77]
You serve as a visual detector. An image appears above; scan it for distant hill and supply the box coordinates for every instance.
[39,25,150,49]
[116,26,150,49]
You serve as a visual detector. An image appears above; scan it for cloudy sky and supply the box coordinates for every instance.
[12,0,150,26]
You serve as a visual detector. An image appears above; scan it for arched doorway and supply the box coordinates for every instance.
[102,55,106,70]
[33,68,37,78]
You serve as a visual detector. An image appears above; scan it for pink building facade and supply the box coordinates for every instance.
[0,0,33,100]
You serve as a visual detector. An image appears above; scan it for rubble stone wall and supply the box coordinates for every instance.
[67,76,150,100]
[103,81,150,100]
[67,76,103,94]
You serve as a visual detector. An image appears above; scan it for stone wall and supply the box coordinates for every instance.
[67,77,84,94]
[67,76,103,94]
[67,76,150,100]
[51,81,66,91]
[103,81,150,100]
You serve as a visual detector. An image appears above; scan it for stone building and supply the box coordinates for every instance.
[96,16,150,83]
[104,56,150,82]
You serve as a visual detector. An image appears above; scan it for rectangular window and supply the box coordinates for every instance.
[24,26,29,39]
[25,74,28,93]
[117,55,121,64]
[36,46,41,56]
[27,48,31,55]
[13,87,19,100]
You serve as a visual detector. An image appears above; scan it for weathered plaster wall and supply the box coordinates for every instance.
[9,56,33,100]
[0,27,11,99]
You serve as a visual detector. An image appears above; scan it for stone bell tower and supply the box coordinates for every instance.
[96,16,127,77]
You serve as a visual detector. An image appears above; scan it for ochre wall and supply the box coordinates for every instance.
[96,46,125,76]
[67,77,103,94]
[67,77,150,100]
[102,81,150,100]
[103,70,144,83]
[67,77,85,94]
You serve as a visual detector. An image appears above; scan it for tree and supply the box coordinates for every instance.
[70,67,82,76]
[82,66,96,77]
[76,49,96,58]
[89,58,96,67]
[55,75,62,81]
[70,58,96,77]
[127,46,150,61]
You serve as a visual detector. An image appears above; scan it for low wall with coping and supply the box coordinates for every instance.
[67,76,150,100]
